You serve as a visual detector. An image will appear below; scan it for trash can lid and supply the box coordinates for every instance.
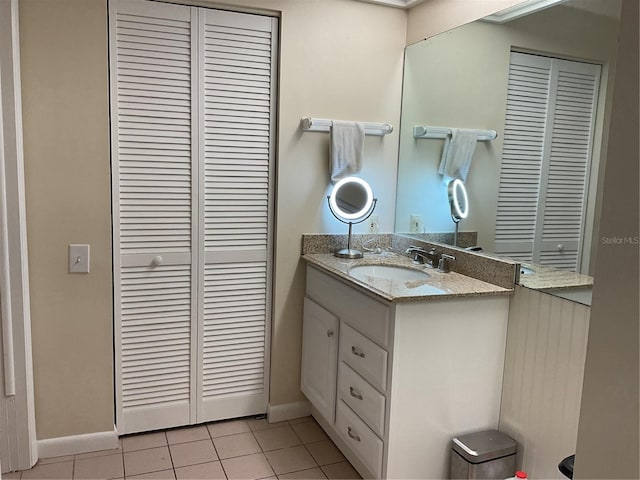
[452,429,517,464]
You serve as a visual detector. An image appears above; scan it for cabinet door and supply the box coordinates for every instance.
[301,297,339,423]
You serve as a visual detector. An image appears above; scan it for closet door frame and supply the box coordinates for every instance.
[110,0,277,434]
[0,0,38,470]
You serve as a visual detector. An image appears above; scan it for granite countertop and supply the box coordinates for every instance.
[518,262,594,291]
[302,253,513,303]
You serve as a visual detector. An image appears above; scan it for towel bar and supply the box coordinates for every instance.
[301,117,393,136]
[413,125,497,141]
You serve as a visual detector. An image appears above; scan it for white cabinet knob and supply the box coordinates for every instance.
[557,244,564,252]
[152,256,164,266]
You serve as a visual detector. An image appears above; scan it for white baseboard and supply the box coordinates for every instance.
[267,400,311,423]
[37,428,119,459]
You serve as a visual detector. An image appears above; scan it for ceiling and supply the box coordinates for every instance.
[353,0,425,9]
[355,0,620,19]
[564,0,621,19]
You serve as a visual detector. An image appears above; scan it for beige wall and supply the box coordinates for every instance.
[19,0,406,439]
[574,0,639,477]
[395,5,619,273]
[20,0,114,439]
[406,0,524,44]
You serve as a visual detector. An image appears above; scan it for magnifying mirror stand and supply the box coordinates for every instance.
[327,197,378,259]
[452,215,461,247]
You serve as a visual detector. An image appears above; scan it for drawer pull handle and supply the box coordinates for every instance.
[327,330,334,337]
[349,386,363,400]
[351,346,365,358]
[347,426,361,442]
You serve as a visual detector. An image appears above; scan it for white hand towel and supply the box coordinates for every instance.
[330,121,365,183]
[437,128,478,181]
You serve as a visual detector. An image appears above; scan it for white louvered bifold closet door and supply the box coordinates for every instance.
[110,0,197,434]
[494,52,600,271]
[110,0,276,435]
[198,9,276,421]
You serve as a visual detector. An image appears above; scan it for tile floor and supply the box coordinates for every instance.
[4,416,362,480]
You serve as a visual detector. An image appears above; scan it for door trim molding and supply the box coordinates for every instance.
[0,0,38,472]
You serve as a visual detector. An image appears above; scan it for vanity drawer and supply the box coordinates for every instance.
[336,400,383,479]
[340,323,387,392]
[338,362,385,437]
[306,267,390,347]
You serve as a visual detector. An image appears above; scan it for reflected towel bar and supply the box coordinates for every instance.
[413,125,497,141]
[301,117,393,136]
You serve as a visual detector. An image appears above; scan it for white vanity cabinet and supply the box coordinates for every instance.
[301,266,510,479]
[301,297,339,423]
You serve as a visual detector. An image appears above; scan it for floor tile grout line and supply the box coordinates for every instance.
[165,430,176,477]
[301,442,321,468]
[289,425,304,446]
[207,428,222,463]
[217,454,230,480]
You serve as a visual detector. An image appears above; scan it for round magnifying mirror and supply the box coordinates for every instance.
[327,177,377,259]
[329,177,374,221]
[448,178,469,222]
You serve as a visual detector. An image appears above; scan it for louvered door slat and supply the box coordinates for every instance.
[116,4,192,257]
[202,12,273,254]
[120,265,191,412]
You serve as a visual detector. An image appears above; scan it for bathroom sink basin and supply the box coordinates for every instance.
[347,264,447,295]
[349,265,430,282]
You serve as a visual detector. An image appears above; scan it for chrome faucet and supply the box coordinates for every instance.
[405,246,439,267]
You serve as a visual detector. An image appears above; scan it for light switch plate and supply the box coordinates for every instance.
[69,244,90,273]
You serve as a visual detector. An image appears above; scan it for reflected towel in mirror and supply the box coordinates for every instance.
[330,121,365,183]
[438,128,479,181]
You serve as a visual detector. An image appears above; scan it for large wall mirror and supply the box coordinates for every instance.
[394,0,621,275]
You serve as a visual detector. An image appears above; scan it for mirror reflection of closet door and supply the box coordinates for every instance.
[494,51,601,272]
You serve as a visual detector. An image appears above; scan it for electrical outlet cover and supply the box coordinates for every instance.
[368,215,379,234]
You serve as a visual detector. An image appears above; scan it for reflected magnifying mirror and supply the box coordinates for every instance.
[448,178,469,247]
[328,176,377,259]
